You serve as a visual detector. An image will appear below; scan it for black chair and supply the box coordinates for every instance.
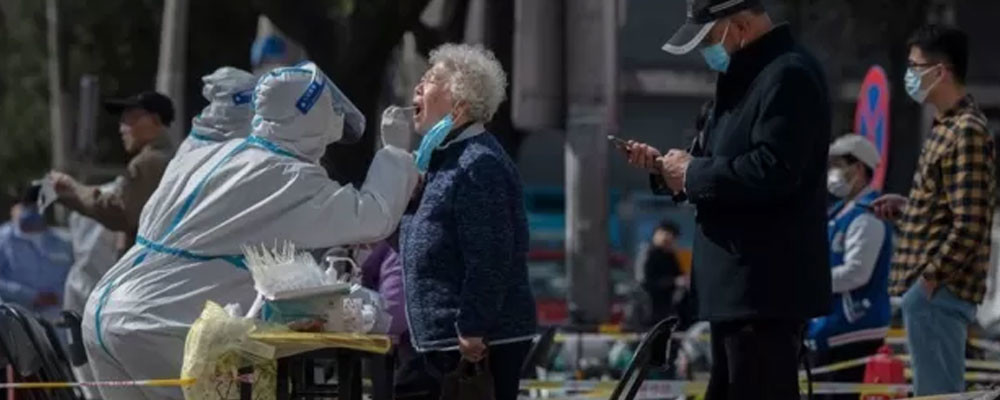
[57,311,87,368]
[608,317,680,400]
[0,304,49,400]
[520,327,557,379]
[0,304,79,400]
[37,317,81,394]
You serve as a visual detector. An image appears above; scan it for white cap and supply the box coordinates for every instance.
[829,134,880,169]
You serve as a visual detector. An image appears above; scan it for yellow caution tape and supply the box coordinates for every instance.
[552,332,644,343]
[804,356,873,376]
[519,379,912,397]
[0,378,197,389]
[521,380,997,399]
[970,338,1000,352]
[551,327,1000,353]
[900,391,1000,400]
[802,355,1000,379]
[895,355,1000,372]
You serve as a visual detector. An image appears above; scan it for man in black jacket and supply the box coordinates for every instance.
[624,0,832,398]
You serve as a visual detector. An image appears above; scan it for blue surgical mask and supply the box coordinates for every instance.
[700,23,731,73]
[414,114,454,173]
[904,65,942,103]
[17,207,44,230]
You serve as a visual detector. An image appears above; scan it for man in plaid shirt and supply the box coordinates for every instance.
[873,25,996,396]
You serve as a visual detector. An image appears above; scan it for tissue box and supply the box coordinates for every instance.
[263,284,351,326]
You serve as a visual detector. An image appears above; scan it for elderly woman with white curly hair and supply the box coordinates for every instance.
[399,43,536,399]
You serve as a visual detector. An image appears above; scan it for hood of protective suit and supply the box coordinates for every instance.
[190,67,256,142]
[251,62,366,162]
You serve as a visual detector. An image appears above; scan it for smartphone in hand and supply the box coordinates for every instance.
[607,135,629,152]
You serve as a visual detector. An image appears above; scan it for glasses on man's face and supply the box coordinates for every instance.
[907,61,944,70]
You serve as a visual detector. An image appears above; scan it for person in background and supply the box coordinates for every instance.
[401,43,536,400]
[361,234,408,344]
[50,91,175,255]
[250,33,303,76]
[809,134,893,400]
[637,219,684,327]
[0,186,73,320]
[176,67,256,155]
[63,180,121,315]
[872,25,996,396]
[626,0,833,397]
[359,234,433,395]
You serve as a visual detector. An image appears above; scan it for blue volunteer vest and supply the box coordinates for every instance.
[808,190,893,350]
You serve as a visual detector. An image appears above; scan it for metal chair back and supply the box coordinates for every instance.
[608,317,679,400]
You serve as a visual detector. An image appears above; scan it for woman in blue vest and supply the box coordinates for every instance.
[809,134,894,399]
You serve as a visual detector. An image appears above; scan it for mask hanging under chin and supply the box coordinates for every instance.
[414,114,455,173]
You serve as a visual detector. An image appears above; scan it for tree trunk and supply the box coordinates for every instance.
[155,0,189,145]
[46,0,70,171]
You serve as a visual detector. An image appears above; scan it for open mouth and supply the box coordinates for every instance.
[413,103,423,121]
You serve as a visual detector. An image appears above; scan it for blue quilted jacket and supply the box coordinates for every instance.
[400,130,537,351]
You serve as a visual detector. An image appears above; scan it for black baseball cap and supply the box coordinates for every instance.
[662,0,761,55]
[103,91,175,126]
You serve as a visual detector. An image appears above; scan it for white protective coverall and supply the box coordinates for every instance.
[81,62,419,400]
[175,67,256,155]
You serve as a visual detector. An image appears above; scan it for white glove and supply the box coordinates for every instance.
[380,106,417,150]
[34,177,57,213]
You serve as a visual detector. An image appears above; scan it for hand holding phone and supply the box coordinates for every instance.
[607,135,629,151]
[610,136,662,172]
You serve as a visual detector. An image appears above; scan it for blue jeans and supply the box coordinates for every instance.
[901,280,976,396]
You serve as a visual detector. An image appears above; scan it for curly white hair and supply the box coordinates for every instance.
[428,43,508,122]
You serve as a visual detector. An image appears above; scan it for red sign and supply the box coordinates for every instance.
[854,66,891,190]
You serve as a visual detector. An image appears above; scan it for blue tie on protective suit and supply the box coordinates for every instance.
[81,62,419,400]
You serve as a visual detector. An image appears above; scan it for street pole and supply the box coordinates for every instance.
[156,0,189,145]
[46,0,70,172]
[565,0,617,325]
[512,0,563,132]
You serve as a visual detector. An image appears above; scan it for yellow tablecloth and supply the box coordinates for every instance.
[248,331,391,359]
[181,302,392,400]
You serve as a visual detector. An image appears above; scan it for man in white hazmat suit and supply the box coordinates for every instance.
[175,67,256,155]
[81,61,419,400]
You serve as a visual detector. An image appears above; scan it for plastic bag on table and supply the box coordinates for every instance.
[182,301,276,400]
[343,284,393,334]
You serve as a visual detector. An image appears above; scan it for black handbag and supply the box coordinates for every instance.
[439,357,495,400]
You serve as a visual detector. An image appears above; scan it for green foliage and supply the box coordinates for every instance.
[62,0,162,166]
[0,0,164,198]
[0,0,50,196]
